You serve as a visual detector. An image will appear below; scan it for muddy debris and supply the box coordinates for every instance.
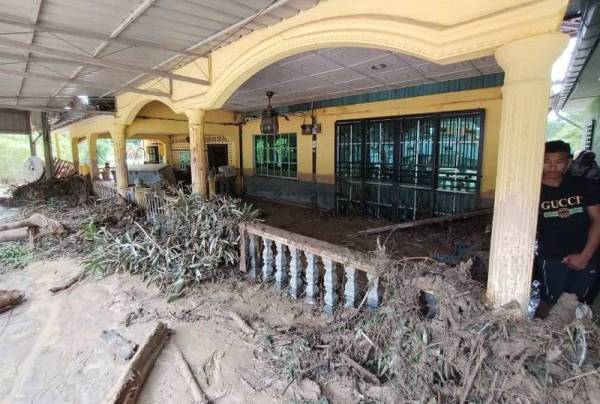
[259,255,600,403]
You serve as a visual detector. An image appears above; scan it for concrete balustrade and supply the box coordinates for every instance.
[239,222,380,314]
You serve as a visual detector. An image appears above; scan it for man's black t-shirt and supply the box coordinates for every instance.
[537,176,600,258]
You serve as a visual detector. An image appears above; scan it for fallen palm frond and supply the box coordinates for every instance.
[260,256,600,403]
[84,192,260,295]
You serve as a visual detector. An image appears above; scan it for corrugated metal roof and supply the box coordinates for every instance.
[0,0,321,112]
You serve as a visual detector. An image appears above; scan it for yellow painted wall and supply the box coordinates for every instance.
[242,87,502,197]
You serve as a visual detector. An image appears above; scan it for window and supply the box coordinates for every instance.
[335,110,484,220]
[254,133,297,178]
[178,150,191,169]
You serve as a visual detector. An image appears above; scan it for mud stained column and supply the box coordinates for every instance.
[87,134,98,179]
[110,124,128,197]
[487,33,568,316]
[70,137,80,173]
[185,109,208,197]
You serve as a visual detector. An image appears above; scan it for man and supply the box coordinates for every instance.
[536,140,600,305]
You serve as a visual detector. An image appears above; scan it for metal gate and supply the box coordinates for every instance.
[335,110,484,221]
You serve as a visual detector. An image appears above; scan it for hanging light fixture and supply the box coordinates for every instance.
[260,91,279,135]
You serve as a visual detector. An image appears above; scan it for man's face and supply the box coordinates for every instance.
[543,151,570,179]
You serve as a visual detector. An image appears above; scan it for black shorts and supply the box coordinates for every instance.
[536,257,600,305]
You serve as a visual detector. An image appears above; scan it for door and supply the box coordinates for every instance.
[207,144,228,170]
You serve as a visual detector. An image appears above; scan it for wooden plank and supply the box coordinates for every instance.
[356,208,494,236]
[245,222,377,275]
[105,322,171,404]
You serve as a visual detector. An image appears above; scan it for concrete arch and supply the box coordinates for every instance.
[198,0,566,110]
[117,95,180,126]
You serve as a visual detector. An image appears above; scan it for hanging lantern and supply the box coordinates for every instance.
[260,91,279,135]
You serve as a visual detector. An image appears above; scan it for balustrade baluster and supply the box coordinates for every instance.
[344,266,357,308]
[274,242,288,289]
[304,252,318,304]
[366,273,380,310]
[323,257,338,314]
[248,234,258,278]
[288,247,302,299]
[262,238,274,281]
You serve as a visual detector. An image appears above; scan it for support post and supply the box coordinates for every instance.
[28,131,36,157]
[53,133,61,159]
[185,109,208,197]
[487,33,568,316]
[87,134,99,179]
[41,111,53,179]
[70,137,80,173]
[110,124,129,197]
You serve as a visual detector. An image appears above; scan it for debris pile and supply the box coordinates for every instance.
[260,257,600,403]
[9,174,91,207]
[84,192,260,296]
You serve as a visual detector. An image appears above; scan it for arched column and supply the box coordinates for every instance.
[185,109,208,197]
[486,33,568,316]
[70,137,80,172]
[109,124,129,196]
[86,133,99,179]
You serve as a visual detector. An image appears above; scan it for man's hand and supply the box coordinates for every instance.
[562,253,590,271]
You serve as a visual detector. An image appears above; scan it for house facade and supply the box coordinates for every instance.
[55,0,571,316]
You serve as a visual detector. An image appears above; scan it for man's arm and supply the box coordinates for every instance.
[563,204,600,270]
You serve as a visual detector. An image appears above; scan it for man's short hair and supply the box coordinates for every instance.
[545,140,571,156]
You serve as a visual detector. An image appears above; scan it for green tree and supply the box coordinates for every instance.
[546,111,586,152]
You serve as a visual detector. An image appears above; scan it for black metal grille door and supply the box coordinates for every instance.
[335,110,484,221]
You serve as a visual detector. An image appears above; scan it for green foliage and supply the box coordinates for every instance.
[83,219,97,241]
[0,134,33,182]
[0,245,30,270]
[546,111,586,152]
[84,193,261,297]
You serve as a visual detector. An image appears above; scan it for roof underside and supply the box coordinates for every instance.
[0,0,320,112]
[0,0,581,119]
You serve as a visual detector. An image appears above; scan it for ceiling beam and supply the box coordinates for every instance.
[0,51,99,67]
[101,0,295,98]
[0,11,204,57]
[0,67,170,97]
[188,0,296,53]
[14,0,45,106]
[0,104,78,112]
[0,37,209,85]
[46,0,159,106]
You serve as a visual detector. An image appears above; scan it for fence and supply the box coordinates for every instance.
[239,222,381,314]
[92,180,118,199]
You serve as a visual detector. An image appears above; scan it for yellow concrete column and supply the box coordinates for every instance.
[185,109,208,197]
[110,124,129,196]
[164,140,172,164]
[87,134,99,179]
[53,134,61,159]
[70,137,80,172]
[487,33,568,316]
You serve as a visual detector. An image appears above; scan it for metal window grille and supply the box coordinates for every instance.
[254,133,297,178]
[179,150,191,169]
[335,110,484,221]
[584,120,595,151]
